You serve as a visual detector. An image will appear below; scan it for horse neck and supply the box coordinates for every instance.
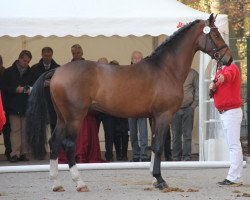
[160,22,203,84]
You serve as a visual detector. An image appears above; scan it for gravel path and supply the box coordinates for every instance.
[0,163,249,200]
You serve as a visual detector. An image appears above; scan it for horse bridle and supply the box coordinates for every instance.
[203,21,229,63]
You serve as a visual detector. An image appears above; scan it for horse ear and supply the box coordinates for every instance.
[208,13,215,25]
[214,14,218,20]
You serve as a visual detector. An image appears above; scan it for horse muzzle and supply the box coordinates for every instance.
[214,46,233,66]
[218,55,233,66]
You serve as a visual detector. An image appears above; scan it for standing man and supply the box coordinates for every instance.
[30,47,59,134]
[3,50,33,162]
[129,50,149,162]
[171,68,199,161]
[31,47,59,81]
[95,57,116,161]
[58,44,103,164]
[209,63,243,186]
[71,44,85,61]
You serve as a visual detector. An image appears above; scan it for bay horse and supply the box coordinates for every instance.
[26,14,232,192]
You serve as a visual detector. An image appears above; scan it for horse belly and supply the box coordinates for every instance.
[93,93,151,118]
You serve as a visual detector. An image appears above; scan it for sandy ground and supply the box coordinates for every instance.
[0,161,249,200]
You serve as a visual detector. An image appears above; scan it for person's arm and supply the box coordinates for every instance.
[2,70,23,94]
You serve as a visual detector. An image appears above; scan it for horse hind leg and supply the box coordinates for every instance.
[49,123,65,192]
[65,119,89,192]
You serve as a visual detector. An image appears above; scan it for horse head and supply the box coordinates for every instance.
[199,13,233,66]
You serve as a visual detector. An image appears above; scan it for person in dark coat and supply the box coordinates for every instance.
[2,50,33,162]
[30,47,59,134]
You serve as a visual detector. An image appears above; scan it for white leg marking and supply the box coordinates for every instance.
[150,152,155,175]
[70,165,86,189]
[50,159,63,191]
[50,159,58,179]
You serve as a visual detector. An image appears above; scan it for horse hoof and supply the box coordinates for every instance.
[155,181,168,190]
[53,186,65,192]
[77,186,89,192]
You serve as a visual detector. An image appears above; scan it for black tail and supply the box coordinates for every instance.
[26,69,55,159]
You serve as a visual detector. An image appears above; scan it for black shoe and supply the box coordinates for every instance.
[19,154,29,162]
[5,153,11,161]
[141,158,150,162]
[9,155,19,163]
[122,156,128,161]
[131,158,140,162]
[217,179,242,186]
[5,150,12,161]
[182,157,191,161]
[116,156,122,161]
[165,156,172,161]
[173,157,181,161]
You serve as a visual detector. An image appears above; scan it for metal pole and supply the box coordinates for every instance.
[199,52,205,161]
[0,161,247,174]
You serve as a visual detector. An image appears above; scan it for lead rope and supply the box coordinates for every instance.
[209,62,221,98]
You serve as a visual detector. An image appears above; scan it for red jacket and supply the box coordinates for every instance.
[0,92,6,131]
[213,63,242,111]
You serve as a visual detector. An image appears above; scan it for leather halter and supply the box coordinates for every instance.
[203,21,228,63]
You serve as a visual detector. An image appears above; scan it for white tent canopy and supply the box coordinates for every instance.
[1,0,228,37]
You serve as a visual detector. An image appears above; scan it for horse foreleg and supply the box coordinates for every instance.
[150,115,169,190]
[150,141,168,189]
[64,138,89,192]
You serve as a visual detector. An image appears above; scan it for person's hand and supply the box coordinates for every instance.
[16,86,24,93]
[209,82,216,90]
[44,80,50,87]
[27,87,33,95]
[217,74,225,83]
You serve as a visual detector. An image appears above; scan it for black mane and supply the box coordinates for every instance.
[145,19,201,63]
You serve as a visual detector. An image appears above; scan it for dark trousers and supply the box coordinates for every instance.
[114,132,129,160]
[96,113,115,161]
[172,107,194,160]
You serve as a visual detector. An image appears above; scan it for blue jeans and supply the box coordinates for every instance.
[128,118,148,160]
[171,107,194,160]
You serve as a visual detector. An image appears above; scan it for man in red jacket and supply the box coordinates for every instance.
[209,63,243,186]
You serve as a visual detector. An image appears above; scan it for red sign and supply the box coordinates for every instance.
[177,22,190,29]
